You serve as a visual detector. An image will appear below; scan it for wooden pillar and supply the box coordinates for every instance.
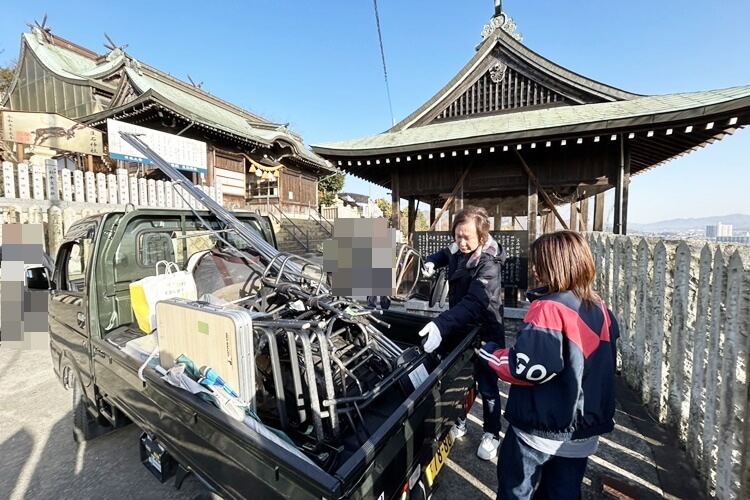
[87,154,95,173]
[613,136,625,234]
[15,142,24,163]
[622,145,632,235]
[391,168,400,230]
[455,179,464,212]
[407,197,416,237]
[593,192,605,232]
[569,201,578,232]
[527,178,539,289]
[206,148,215,187]
[579,198,589,232]
[613,170,623,234]
[544,212,556,233]
[494,204,502,230]
[429,204,436,228]
[528,179,538,241]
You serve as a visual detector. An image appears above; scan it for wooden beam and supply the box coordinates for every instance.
[514,150,568,230]
[87,154,94,173]
[428,161,474,232]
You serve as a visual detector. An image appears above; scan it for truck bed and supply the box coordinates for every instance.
[96,309,477,499]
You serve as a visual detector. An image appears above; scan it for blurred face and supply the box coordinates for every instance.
[454,221,481,254]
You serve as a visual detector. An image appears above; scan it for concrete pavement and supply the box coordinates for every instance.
[0,334,704,500]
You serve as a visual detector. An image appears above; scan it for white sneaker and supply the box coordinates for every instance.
[449,418,467,440]
[477,432,500,460]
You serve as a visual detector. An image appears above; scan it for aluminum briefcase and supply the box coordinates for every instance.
[155,298,257,406]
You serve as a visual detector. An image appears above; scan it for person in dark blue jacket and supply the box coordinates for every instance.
[420,205,506,460]
[478,230,619,500]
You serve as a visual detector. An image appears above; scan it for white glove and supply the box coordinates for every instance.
[422,262,436,278]
[419,322,442,353]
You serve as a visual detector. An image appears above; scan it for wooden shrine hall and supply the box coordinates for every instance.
[313,2,750,243]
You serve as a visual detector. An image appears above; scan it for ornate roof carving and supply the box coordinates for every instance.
[481,12,522,43]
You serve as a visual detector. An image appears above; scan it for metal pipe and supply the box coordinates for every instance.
[311,328,339,439]
[119,132,319,289]
[285,330,306,424]
[258,328,288,430]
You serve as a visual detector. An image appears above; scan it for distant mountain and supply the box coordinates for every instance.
[629,214,750,233]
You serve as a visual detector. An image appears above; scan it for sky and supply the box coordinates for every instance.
[1,1,749,224]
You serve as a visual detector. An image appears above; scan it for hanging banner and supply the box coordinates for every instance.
[107,119,207,174]
[1,111,104,155]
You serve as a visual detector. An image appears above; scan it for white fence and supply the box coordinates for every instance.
[321,204,361,220]
[1,160,222,209]
[586,233,750,499]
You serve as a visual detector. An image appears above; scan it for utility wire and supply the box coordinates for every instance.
[372,0,396,127]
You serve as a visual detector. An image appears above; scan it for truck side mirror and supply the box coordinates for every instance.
[25,266,51,290]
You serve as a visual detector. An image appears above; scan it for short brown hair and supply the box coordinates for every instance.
[529,230,600,306]
[452,206,491,245]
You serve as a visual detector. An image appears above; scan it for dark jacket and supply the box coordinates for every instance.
[478,288,619,441]
[425,238,506,347]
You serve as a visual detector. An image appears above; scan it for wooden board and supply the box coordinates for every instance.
[155,299,250,395]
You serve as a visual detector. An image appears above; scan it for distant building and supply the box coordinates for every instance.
[337,192,384,218]
[706,223,733,238]
[716,235,750,244]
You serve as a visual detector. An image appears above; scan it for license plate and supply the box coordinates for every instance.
[425,431,455,487]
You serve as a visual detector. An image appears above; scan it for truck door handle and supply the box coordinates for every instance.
[93,346,107,358]
[77,312,86,328]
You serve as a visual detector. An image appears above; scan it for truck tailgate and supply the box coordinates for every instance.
[334,311,478,499]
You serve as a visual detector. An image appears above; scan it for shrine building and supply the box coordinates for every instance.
[1,24,334,213]
[312,2,750,243]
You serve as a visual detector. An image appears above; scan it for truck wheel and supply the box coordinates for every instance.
[70,371,112,442]
[71,371,93,443]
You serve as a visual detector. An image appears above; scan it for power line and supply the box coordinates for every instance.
[372,0,395,127]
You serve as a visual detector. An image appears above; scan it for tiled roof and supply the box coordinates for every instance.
[314,86,750,156]
[21,29,330,170]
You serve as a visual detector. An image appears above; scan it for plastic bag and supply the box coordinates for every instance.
[130,261,197,333]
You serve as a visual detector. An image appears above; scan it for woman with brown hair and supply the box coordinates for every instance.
[477,230,619,499]
[420,205,506,460]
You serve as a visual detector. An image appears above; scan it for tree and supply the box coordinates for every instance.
[375,198,429,235]
[399,207,429,233]
[375,197,391,219]
[0,57,17,99]
[318,172,345,207]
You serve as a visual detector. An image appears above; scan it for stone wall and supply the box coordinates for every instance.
[586,233,750,499]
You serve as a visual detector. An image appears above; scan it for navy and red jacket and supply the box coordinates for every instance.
[478,288,619,441]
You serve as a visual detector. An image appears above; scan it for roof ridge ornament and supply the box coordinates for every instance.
[481,8,522,43]
[27,14,52,44]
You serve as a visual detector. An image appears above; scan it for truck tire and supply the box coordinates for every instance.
[70,370,112,442]
[71,371,93,443]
